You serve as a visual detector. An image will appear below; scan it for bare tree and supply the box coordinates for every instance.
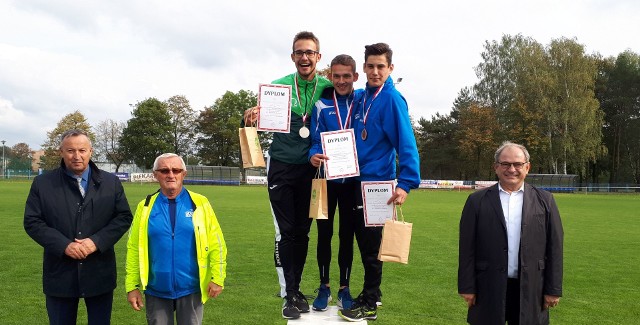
[166,95,196,157]
[94,119,126,172]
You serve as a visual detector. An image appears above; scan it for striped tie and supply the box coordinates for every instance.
[77,177,85,197]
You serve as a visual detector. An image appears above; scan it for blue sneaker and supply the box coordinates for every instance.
[337,287,354,310]
[312,284,332,311]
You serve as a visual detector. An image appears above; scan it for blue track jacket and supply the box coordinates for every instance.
[352,76,420,192]
[126,188,227,304]
[145,188,199,299]
[309,87,365,183]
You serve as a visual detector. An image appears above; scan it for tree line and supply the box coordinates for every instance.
[416,34,639,185]
[8,34,636,185]
[37,91,262,172]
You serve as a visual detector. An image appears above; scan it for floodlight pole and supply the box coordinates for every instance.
[1,140,5,179]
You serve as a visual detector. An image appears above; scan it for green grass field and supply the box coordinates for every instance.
[1,180,638,324]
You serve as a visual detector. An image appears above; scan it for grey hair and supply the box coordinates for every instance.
[153,153,186,171]
[59,129,92,149]
[494,141,530,163]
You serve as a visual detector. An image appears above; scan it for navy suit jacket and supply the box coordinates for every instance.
[24,160,133,297]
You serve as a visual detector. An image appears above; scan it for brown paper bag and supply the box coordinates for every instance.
[309,165,328,219]
[378,207,412,264]
[239,126,266,168]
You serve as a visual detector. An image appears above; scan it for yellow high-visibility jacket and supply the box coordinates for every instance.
[125,190,227,304]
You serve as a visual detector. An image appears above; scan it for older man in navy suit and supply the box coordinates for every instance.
[458,141,563,325]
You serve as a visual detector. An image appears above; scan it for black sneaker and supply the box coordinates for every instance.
[293,291,310,313]
[282,295,301,319]
[338,300,377,322]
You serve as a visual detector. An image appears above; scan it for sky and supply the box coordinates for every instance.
[1,0,639,150]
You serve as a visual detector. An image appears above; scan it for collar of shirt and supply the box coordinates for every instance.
[498,183,525,194]
[157,187,188,203]
[65,167,91,190]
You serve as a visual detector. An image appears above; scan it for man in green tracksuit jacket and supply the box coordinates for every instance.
[244,31,332,320]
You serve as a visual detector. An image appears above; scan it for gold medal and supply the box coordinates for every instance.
[361,128,368,141]
[299,126,310,138]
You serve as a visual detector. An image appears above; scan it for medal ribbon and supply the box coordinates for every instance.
[361,84,384,127]
[294,74,319,126]
[332,90,354,130]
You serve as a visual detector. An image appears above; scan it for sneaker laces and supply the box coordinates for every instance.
[314,285,329,296]
[283,295,294,307]
[353,293,375,309]
[295,291,309,303]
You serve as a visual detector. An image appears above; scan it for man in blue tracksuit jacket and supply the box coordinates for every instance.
[308,54,364,311]
[126,153,227,324]
[339,43,420,322]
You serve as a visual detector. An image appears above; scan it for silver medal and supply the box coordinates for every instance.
[299,126,310,138]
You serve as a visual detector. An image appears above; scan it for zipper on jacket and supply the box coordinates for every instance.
[171,222,176,295]
[171,202,176,295]
[195,226,202,258]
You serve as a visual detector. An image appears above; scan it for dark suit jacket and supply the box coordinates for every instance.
[24,160,133,297]
[458,183,563,325]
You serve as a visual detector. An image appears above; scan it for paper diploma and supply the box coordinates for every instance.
[321,129,360,180]
[361,181,396,227]
[257,84,291,133]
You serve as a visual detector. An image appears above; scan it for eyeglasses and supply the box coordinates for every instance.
[156,168,184,175]
[497,162,529,170]
[293,50,319,58]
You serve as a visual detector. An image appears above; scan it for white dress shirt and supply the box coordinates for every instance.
[498,183,524,278]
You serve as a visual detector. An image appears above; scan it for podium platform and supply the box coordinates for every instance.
[287,305,368,324]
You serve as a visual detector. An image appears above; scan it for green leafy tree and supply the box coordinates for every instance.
[451,87,475,121]
[596,50,640,183]
[508,38,551,166]
[94,119,126,172]
[471,34,604,177]
[474,34,549,144]
[546,37,604,176]
[416,113,461,179]
[1,144,11,173]
[40,110,95,171]
[457,104,499,179]
[166,95,197,156]
[7,143,32,171]
[473,34,527,123]
[120,98,173,170]
[196,90,259,167]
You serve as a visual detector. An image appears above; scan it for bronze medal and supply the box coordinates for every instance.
[361,128,368,141]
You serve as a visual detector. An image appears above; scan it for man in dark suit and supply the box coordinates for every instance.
[458,141,563,325]
[24,129,133,325]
